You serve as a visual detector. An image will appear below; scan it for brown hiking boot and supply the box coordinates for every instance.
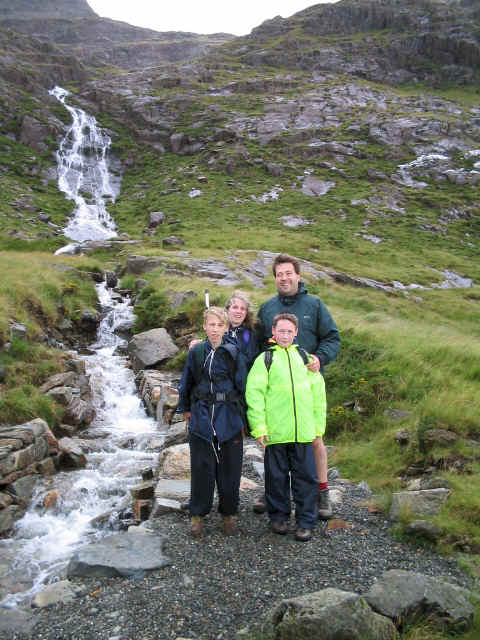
[318,488,332,520]
[295,528,312,542]
[189,516,204,537]
[252,494,267,514]
[270,520,288,535]
[222,515,237,536]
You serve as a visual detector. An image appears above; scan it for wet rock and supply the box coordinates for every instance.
[130,480,155,500]
[104,270,118,288]
[57,438,87,469]
[67,530,171,578]
[163,421,188,448]
[366,570,475,632]
[79,310,100,332]
[45,386,73,407]
[157,443,190,478]
[128,328,179,372]
[63,397,95,427]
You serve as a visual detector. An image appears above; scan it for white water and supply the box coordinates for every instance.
[49,85,118,252]
[0,285,160,608]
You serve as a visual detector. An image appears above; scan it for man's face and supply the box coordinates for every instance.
[203,315,227,348]
[274,262,300,297]
[272,319,298,348]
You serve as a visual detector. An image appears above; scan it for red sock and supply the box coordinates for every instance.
[318,482,328,492]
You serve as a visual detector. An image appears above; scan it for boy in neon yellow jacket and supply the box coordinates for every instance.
[246,312,326,541]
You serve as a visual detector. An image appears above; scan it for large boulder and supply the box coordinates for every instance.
[128,328,179,372]
[366,570,475,632]
[259,588,398,640]
[389,488,450,521]
[67,529,171,578]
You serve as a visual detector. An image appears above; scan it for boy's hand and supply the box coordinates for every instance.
[306,354,320,373]
[183,411,191,425]
[188,338,201,350]
[256,435,268,448]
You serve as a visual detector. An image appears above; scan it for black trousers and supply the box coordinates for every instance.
[265,442,318,529]
[189,432,243,517]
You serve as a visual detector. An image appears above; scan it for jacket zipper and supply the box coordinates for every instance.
[207,348,220,462]
[286,349,298,442]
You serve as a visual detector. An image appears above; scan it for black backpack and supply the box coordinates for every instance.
[263,345,310,371]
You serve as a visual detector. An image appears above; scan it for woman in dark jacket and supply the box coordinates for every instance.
[225,290,260,371]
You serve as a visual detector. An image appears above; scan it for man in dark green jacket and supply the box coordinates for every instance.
[255,253,341,519]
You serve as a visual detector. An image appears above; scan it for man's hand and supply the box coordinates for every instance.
[188,338,201,350]
[256,435,268,448]
[184,411,191,425]
[306,354,321,373]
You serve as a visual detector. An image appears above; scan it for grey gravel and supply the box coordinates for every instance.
[8,479,473,640]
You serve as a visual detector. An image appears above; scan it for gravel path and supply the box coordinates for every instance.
[9,473,473,640]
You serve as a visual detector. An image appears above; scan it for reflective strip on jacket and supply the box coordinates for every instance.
[245,343,326,445]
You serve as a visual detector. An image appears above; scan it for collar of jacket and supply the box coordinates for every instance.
[278,281,307,306]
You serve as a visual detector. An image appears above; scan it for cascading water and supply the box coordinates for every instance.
[49,86,119,253]
[0,284,161,608]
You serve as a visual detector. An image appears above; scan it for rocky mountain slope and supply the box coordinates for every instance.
[221,0,480,86]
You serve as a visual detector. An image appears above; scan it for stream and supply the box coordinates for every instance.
[0,87,160,609]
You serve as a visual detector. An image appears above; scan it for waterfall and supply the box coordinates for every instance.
[0,285,161,609]
[49,86,119,253]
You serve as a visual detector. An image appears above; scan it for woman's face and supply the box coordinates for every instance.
[227,297,248,327]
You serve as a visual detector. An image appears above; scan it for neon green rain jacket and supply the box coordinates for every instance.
[245,344,326,444]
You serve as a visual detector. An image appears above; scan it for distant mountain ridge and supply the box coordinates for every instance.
[0,0,95,19]
[0,0,234,70]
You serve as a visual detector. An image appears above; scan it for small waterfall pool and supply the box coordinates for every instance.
[0,284,162,608]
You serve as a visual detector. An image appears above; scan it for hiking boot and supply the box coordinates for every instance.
[318,488,332,520]
[295,528,312,542]
[253,494,267,514]
[222,515,237,536]
[189,516,204,537]
[270,520,288,535]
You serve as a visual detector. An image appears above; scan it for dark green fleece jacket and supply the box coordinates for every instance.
[257,282,341,369]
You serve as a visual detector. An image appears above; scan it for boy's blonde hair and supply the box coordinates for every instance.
[203,306,228,325]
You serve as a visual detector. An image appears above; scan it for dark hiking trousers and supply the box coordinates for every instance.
[265,442,318,529]
[189,431,243,517]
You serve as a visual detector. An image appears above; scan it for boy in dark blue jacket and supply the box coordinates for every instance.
[178,307,247,537]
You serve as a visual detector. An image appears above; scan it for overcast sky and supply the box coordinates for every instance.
[86,1,338,37]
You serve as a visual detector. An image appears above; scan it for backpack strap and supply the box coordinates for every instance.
[263,345,310,371]
[263,347,274,371]
[191,342,206,383]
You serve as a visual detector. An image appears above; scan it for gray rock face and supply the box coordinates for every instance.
[366,570,475,632]
[262,588,398,640]
[128,328,179,371]
[389,488,450,521]
[67,530,171,578]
